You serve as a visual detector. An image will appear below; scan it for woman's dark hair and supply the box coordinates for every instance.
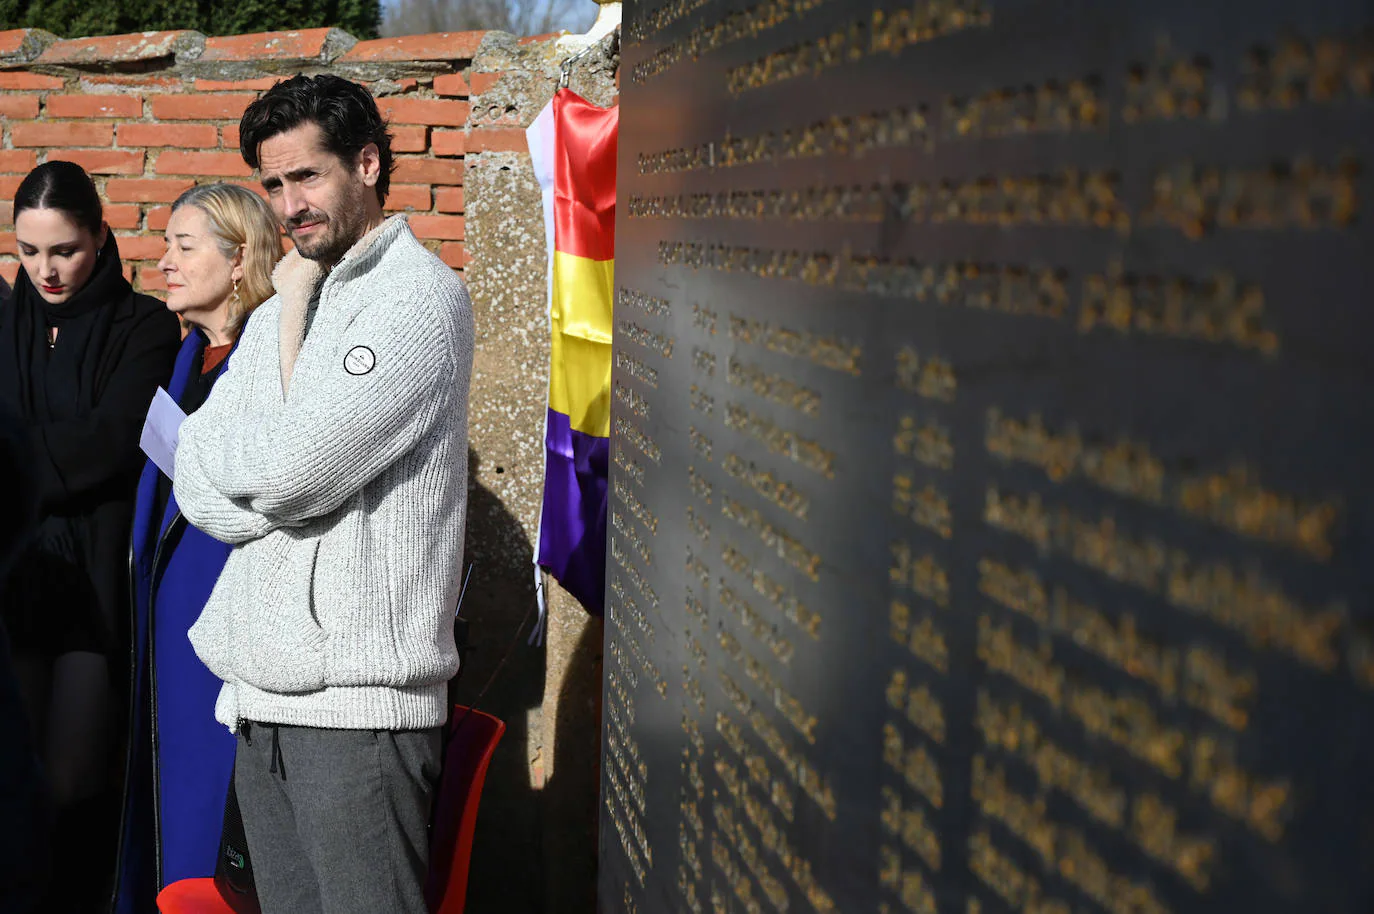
[13,161,103,236]
[238,74,394,205]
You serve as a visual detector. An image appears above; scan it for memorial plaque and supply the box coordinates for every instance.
[601,2,1374,912]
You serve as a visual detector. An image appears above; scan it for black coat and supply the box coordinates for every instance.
[0,234,181,660]
[0,402,48,914]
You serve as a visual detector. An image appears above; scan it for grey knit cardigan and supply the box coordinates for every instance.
[175,215,474,731]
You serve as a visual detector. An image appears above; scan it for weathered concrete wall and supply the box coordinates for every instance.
[461,29,617,914]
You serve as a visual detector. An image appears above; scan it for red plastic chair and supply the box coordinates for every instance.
[157,706,506,914]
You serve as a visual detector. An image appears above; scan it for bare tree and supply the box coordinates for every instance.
[380,0,595,37]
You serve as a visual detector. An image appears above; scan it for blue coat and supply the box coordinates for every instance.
[115,332,237,913]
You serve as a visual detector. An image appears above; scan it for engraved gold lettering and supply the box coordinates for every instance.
[881,722,943,808]
[614,478,658,535]
[614,380,652,420]
[1145,157,1359,237]
[619,319,675,358]
[975,689,1127,830]
[616,349,660,387]
[885,668,946,744]
[721,495,822,581]
[945,75,1104,139]
[613,444,646,487]
[720,671,837,819]
[720,582,795,665]
[889,541,950,607]
[890,601,949,673]
[1080,263,1279,355]
[880,784,942,872]
[722,541,823,640]
[729,314,861,375]
[893,414,953,469]
[717,629,816,741]
[722,453,811,521]
[615,417,662,463]
[727,356,822,416]
[618,285,671,317]
[892,474,953,537]
[724,402,836,477]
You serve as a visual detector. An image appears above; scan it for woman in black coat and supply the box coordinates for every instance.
[0,161,180,911]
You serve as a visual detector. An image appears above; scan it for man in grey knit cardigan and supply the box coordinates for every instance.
[173,74,473,914]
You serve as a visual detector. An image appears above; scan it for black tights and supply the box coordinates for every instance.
[14,650,119,912]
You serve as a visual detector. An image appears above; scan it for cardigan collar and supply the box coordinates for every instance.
[274,214,408,394]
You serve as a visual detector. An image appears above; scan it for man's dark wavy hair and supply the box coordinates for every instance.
[239,74,393,206]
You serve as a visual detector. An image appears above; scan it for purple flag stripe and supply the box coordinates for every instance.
[537,407,609,614]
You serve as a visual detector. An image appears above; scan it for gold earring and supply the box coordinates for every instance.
[230,277,241,309]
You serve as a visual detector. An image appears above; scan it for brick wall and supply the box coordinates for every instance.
[0,26,541,293]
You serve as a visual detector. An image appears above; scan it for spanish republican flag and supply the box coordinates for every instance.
[527,89,618,616]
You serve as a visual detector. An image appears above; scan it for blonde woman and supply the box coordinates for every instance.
[115,183,283,912]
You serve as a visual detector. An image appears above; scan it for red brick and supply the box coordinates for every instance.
[37,31,199,66]
[435,186,464,213]
[194,76,283,92]
[122,263,135,283]
[49,149,144,175]
[0,29,32,56]
[0,201,12,224]
[390,125,427,153]
[0,233,15,255]
[383,184,430,212]
[226,180,270,201]
[518,32,559,46]
[200,29,336,63]
[0,150,36,174]
[105,178,195,203]
[391,157,463,186]
[140,267,168,291]
[433,73,470,97]
[0,177,23,199]
[465,128,528,153]
[104,204,141,229]
[117,234,169,261]
[468,72,503,96]
[438,242,467,269]
[0,71,63,90]
[118,123,218,149]
[150,94,256,121]
[11,122,113,147]
[46,94,142,118]
[154,151,254,177]
[222,125,240,149]
[339,31,485,64]
[0,96,40,119]
[0,261,19,285]
[146,206,172,231]
[377,98,470,127]
[409,215,464,240]
[431,130,465,157]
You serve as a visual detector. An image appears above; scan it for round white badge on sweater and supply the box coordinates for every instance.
[344,346,376,375]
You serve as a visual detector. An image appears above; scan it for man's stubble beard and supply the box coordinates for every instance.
[294,185,373,266]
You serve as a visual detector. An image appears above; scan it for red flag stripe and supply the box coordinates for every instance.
[553,89,618,262]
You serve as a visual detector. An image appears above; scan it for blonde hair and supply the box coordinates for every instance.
[170,183,283,335]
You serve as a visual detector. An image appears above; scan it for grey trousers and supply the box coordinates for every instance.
[235,722,442,914]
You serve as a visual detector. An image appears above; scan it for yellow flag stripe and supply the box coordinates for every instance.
[549,250,615,436]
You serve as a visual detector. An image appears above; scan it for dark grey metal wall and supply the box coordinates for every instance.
[601,2,1374,912]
